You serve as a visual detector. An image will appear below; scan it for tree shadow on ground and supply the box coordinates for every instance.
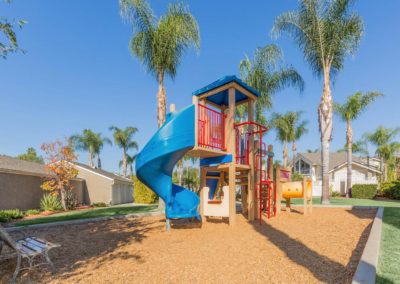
[0,216,161,283]
[250,209,374,284]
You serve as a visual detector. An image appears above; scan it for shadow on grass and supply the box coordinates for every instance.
[13,205,158,227]
[0,215,161,283]
[250,209,374,283]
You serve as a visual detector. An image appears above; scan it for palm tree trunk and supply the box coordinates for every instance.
[97,154,102,169]
[319,69,333,205]
[123,147,127,177]
[157,73,167,128]
[88,151,94,168]
[292,142,297,171]
[346,120,352,198]
[380,156,384,182]
[283,139,288,168]
[157,73,167,209]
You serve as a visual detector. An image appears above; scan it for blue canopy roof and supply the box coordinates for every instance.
[192,75,260,106]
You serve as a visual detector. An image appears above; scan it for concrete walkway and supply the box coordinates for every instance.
[352,207,384,284]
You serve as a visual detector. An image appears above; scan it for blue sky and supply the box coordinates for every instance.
[1,0,399,173]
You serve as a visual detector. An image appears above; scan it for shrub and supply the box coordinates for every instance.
[92,202,107,208]
[40,194,63,211]
[0,209,25,223]
[331,191,341,197]
[291,172,303,182]
[25,209,40,215]
[352,184,378,199]
[133,176,158,204]
[380,181,400,200]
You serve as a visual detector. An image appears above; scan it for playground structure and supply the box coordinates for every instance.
[136,76,313,228]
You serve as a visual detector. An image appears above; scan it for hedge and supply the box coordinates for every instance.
[352,184,378,199]
[380,181,400,200]
[133,176,158,204]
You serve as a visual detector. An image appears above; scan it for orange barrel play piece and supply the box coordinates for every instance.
[282,181,303,199]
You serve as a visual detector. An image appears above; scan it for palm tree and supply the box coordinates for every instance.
[337,139,368,156]
[239,44,304,124]
[271,112,290,168]
[120,0,200,128]
[70,129,99,167]
[273,0,364,204]
[92,133,112,169]
[334,91,382,197]
[364,127,400,181]
[1,1,26,59]
[109,126,139,177]
[287,112,308,168]
[119,154,136,177]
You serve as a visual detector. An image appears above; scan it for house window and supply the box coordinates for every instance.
[295,159,311,175]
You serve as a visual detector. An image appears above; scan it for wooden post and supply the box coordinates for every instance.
[285,198,291,213]
[253,140,260,220]
[200,167,207,221]
[247,99,255,221]
[302,177,306,215]
[275,164,282,214]
[303,177,313,215]
[267,144,273,216]
[227,88,236,226]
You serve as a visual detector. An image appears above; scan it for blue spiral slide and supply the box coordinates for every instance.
[135,105,200,222]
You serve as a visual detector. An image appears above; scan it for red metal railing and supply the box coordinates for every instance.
[198,104,226,151]
[235,131,250,164]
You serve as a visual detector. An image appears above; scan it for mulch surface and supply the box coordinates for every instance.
[0,208,375,284]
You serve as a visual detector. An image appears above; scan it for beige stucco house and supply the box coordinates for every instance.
[0,155,133,210]
[292,152,382,196]
[72,162,133,205]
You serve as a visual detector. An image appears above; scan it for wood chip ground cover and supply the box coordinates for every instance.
[0,208,375,284]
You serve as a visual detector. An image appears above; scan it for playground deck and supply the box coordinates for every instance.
[0,208,375,283]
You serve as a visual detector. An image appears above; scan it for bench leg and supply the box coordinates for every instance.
[44,251,55,274]
[11,254,21,284]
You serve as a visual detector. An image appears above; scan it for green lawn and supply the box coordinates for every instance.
[289,197,400,207]
[13,204,158,227]
[377,207,400,283]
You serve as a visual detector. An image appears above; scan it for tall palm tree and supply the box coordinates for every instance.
[271,112,290,168]
[364,127,400,181]
[119,154,136,177]
[239,44,304,124]
[287,112,308,168]
[92,133,112,169]
[120,0,200,128]
[337,139,368,156]
[70,129,99,167]
[109,126,139,177]
[273,0,364,204]
[334,91,382,197]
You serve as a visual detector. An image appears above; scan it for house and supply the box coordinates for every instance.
[72,162,133,205]
[0,155,85,210]
[292,152,382,196]
[0,155,133,210]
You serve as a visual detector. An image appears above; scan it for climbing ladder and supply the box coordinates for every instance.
[234,121,275,224]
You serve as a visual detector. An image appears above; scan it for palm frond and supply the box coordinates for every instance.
[273,0,364,77]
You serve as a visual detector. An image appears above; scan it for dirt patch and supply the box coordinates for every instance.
[0,208,375,284]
